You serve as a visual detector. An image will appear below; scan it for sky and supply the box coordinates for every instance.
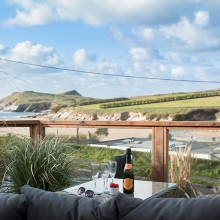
[0,0,220,99]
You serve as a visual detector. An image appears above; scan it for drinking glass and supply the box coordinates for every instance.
[100,162,110,196]
[91,162,100,194]
[109,161,117,182]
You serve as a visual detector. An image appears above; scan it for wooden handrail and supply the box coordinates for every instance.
[2,120,220,127]
[1,119,220,182]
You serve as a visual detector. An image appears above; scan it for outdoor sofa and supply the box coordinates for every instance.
[1,185,220,220]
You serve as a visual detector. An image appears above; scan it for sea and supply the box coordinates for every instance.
[0,111,36,120]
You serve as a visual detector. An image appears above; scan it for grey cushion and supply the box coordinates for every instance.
[120,196,220,220]
[115,193,143,219]
[98,193,143,220]
[21,185,101,220]
[20,186,143,220]
[0,193,27,220]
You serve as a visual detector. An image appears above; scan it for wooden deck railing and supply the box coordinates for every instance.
[1,120,220,182]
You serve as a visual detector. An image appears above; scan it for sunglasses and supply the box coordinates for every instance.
[77,187,94,198]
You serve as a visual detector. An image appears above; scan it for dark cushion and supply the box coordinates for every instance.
[97,193,143,220]
[0,193,27,220]
[120,196,220,220]
[21,185,121,220]
[21,185,101,220]
[114,193,143,219]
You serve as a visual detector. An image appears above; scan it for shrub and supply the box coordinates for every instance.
[95,128,109,140]
[173,109,219,121]
[1,136,78,193]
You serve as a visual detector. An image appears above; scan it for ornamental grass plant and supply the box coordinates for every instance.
[208,139,220,194]
[169,145,198,198]
[1,136,78,193]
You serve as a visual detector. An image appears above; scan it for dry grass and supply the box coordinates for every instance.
[169,146,198,197]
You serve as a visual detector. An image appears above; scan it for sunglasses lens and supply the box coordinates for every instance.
[85,190,94,198]
[77,187,86,195]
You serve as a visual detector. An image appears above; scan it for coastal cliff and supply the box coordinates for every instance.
[0,102,51,113]
[37,108,219,121]
[40,111,158,121]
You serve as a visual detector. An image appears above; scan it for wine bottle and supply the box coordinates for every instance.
[123,148,134,194]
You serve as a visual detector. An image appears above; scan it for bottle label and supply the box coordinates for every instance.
[123,178,133,190]
[125,164,132,169]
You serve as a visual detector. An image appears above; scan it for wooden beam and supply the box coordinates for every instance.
[30,124,45,141]
[152,127,168,182]
[37,120,220,128]
[2,120,220,129]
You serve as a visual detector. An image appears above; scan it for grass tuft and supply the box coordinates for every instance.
[1,136,78,193]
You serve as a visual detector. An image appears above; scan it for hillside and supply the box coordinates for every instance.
[0,90,95,113]
[0,90,128,113]
[1,89,220,121]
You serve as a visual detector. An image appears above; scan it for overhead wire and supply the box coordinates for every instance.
[0,64,21,91]
[0,57,219,102]
[1,57,220,84]
[0,65,132,97]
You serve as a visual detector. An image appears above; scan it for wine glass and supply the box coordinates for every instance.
[91,162,100,194]
[100,162,110,196]
[109,161,117,182]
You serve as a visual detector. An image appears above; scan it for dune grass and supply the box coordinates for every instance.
[0,136,79,193]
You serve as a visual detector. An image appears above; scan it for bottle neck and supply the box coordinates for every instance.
[126,152,132,163]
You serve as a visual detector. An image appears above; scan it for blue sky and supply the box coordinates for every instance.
[0,0,220,99]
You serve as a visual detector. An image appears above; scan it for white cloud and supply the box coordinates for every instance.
[132,62,143,73]
[72,49,97,67]
[72,49,87,67]
[132,27,155,41]
[130,47,159,61]
[164,52,182,63]
[0,45,7,55]
[0,41,62,74]
[8,41,61,66]
[3,0,197,26]
[109,26,133,45]
[160,15,220,51]
[94,60,121,75]
[195,11,209,27]
[130,48,148,61]
[159,64,167,73]
[4,1,55,26]
[194,11,209,27]
[171,66,186,78]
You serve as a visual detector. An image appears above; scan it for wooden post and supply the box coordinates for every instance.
[30,124,45,141]
[152,127,168,182]
[76,128,79,144]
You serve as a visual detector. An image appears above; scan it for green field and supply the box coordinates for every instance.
[81,96,220,109]
[77,96,220,120]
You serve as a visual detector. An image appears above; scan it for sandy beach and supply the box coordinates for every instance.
[0,125,151,141]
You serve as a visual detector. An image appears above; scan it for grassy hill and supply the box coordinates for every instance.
[0,90,97,112]
[0,90,93,105]
[1,89,220,120]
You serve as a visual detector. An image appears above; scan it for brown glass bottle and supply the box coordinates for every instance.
[123,148,134,194]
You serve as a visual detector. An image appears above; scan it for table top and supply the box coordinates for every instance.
[64,178,177,200]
